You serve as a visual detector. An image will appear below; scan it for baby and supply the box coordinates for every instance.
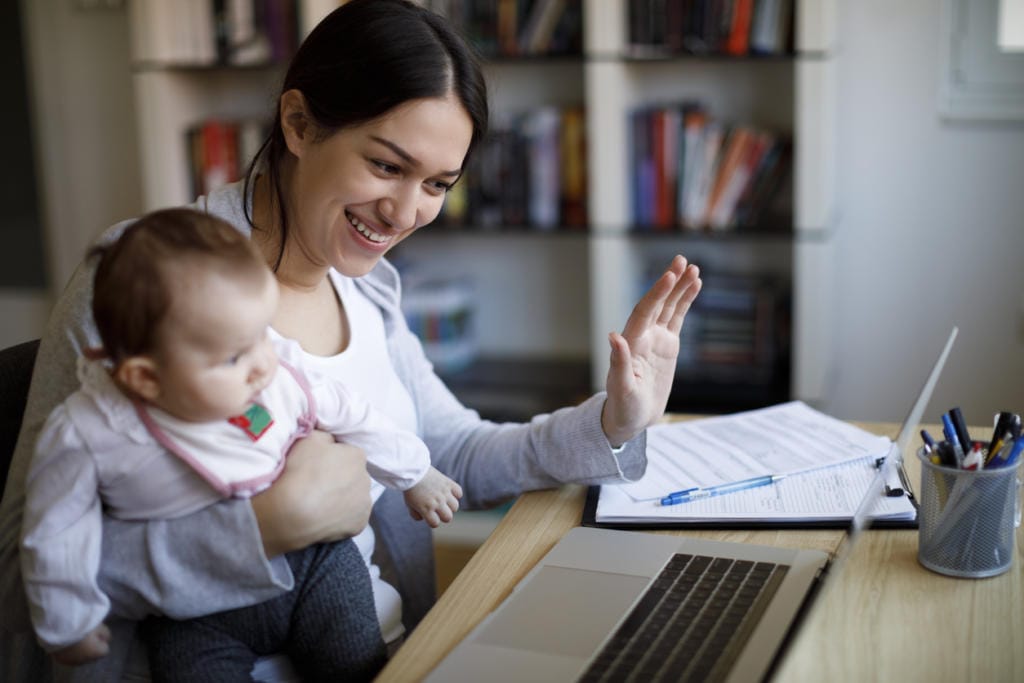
[20,208,461,679]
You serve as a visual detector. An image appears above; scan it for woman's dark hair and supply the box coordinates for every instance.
[243,0,489,270]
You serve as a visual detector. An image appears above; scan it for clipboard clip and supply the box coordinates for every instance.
[875,456,918,506]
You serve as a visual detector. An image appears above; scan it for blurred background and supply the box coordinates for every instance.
[3,0,1023,430]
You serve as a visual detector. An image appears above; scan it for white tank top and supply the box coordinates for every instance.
[286,270,418,645]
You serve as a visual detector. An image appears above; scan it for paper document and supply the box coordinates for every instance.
[597,401,916,524]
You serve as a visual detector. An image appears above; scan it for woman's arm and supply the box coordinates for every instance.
[364,256,698,511]
[378,296,645,510]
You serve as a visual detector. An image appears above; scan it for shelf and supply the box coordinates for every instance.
[131,61,286,74]
[668,376,791,415]
[416,223,589,237]
[438,356,591,423]
[613,51,796,62]
[130,0,837,412]
[477,54,582,65]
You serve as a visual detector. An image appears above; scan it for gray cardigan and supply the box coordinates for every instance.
[0,182,646,680]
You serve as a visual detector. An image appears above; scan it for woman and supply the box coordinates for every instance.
[0,0,701,679]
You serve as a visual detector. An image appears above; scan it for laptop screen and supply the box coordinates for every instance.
[841,327,957,561]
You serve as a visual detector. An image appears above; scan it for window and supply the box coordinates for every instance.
[939,0,1024,120]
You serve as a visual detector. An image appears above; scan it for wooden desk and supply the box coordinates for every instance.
[378,422,1023,682]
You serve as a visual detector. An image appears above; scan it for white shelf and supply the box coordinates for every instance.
[130,0,838,409]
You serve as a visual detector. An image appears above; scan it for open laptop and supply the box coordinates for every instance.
[427,328,958,683]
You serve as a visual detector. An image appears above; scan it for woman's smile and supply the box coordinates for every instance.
[346,210,394,247]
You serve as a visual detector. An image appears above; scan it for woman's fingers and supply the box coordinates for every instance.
[666,266,702,334]
[622,256,685,337]
[657,262,699,327]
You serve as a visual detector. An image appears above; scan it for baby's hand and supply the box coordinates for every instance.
[53,623,111,666]
[404,467,463,528]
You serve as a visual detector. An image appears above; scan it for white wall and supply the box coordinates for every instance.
[828,0,1024,426]
[2,0,141,347]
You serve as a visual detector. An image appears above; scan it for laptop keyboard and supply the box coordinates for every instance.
[577,553,789,683]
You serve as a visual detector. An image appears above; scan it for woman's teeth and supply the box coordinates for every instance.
[349,214,390,243]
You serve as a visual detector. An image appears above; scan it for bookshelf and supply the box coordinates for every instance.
[128,0,837,417]
[582,0,836,410]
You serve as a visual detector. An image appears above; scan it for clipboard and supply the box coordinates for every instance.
[580,484,919,530]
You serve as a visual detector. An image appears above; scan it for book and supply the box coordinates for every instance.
[559,106,587,228]
[724,0,754,55]
[591,401,917,527]
[519,0,567,54]
[522,107,561,229]
[681,119,724,229]
[651,107,680,230]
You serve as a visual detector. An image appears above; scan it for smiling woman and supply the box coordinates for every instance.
[0,1,701,681]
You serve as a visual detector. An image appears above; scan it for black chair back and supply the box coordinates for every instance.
[0,339,40,495]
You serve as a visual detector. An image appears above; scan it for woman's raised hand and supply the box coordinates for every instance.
[601,255,702,446]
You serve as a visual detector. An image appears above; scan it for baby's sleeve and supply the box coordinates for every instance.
[20,404,108,652]
[307,373,431,491]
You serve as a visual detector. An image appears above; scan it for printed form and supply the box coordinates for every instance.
[598,401,916,523]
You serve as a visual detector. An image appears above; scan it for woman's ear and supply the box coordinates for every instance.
[114,356,162,402]
[280,89,312,158]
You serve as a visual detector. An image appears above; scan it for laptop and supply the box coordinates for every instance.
[427,328,958,683]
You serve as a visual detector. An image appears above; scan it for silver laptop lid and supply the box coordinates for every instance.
[850,326,957,535]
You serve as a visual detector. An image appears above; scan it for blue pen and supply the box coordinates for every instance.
[1006,439,1024,467]
[990,438,1024,468]
[920,429,937,453]
[660,474,785,506]
[941,413,964,465]
[950,407,972,455]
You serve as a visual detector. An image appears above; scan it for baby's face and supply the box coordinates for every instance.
[146,266,280,423]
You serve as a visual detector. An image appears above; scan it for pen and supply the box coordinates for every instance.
[935,441,957,468]
[949,407,972,460]
[1005,439,1024,467]
[988,411,1014,455]
[941,413,964,466]
[989,438,1023,469]
[920,429,937,453]
[660,474,785,506]
[961,443,983,471]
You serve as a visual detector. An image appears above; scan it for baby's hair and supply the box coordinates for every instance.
[90,208,268,362]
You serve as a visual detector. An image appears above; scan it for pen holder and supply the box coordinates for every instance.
[916,447,1022,578]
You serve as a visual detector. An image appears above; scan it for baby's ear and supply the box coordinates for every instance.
[114,356,161,402]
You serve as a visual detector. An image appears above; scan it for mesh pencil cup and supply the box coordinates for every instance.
[916,447,1022,578]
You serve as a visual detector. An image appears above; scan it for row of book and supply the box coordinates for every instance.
[130,0,314,66]
[186,119,268,198]
[439,106,587,231]
[628,0,794,57]
[426,0,583,57]
[670,272,788,385]
[399,275,478,374]
[630,104,791,232]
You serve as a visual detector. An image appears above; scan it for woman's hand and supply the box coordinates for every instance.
[53,623,110,666]
[251,430,373,558]
[601,255,702,446]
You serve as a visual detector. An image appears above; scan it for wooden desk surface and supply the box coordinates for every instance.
[377,422,1023,682]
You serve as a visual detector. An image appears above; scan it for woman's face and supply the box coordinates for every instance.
[286,93,474,278]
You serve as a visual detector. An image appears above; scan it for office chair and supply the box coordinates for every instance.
[0,339,40,496]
